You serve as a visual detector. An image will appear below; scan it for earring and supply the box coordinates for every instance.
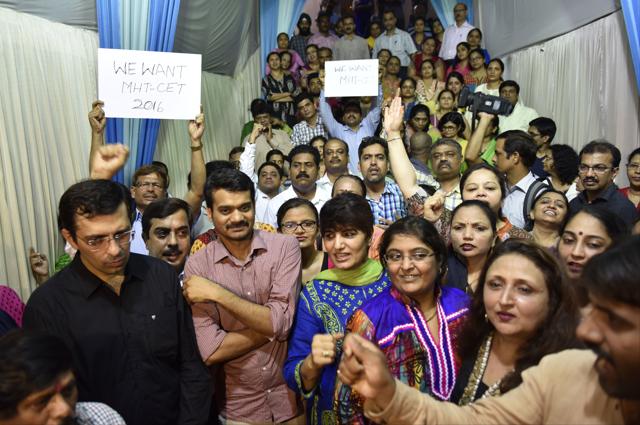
[484,313,488,322]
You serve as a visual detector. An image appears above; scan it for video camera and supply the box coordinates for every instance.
[458,87,513,116]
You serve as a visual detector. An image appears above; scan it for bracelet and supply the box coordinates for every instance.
[190,144,203,152]
[388,137,402,142]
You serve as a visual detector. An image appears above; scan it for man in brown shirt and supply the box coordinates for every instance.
[242,101,293,171]
[182,168,302,424]
[338,236,640,425]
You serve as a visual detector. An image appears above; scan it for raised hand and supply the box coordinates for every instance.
[188,106,205,142]
[90,144,129,180]
[383,89,404,136]
[309,333,344,369]
[88,100,106,134]
[423,191,446,222]
[29,247,49,284]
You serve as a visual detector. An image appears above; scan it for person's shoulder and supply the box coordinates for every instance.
[536,349,596,376]
[28,263,76,303]
[440,285,471,316]
[129,253,178,284]
[256,229,298,249]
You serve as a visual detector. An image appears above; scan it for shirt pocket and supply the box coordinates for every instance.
[143,306,179,361]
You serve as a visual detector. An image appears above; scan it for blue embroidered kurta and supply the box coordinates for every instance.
[334,285,469,423]
[283,272,391,425]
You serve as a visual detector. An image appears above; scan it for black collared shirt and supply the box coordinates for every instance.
[24,254,212,425]
[569,183,638,227]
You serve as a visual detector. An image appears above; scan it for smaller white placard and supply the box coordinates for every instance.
[324,59,379,97]
[98,48,202,120]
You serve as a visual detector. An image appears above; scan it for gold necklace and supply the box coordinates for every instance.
[458,333,503,405]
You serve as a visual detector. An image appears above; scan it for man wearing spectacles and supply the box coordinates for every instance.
[568,140,638,226]
[23,179,212,425]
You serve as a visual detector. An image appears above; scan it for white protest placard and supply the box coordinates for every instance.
[324,59,379,97]
[98,48,202,120]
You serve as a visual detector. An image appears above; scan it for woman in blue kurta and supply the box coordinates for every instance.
[334,216,469,423]
[283,194,391,425]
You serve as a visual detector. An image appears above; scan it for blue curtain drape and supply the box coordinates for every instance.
[432,0,474,28]
[621,0,640,93]
[287,0,306,36]
[260,0,279,76]
[96,0,181,184]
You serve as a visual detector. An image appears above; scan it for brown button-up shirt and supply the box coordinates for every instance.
[184,230,301,423]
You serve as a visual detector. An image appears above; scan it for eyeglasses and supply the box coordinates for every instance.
[627,163,640,171]
[280,221,317,233]
[384,251,435,264]
[135,181,164,190]
[578,164,612,174]
[78,230,134,251]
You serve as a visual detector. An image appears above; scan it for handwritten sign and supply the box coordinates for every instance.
[324,59,379,97]
[98,48,202,119]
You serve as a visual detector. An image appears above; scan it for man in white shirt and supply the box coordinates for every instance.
[440,3,475,61]
[498,80,540,132]
[372,10,417,77]
[333,15,370,60]
[317,138,350,192]
[265,145,331,227]
[494,130,547,228]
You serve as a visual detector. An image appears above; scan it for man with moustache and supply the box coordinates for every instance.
[317,138,350,192]
[338,235,640,425]
[358,137,407,226]
[333,15,370,60]
[569,140,637,226]
[23,179,212,425]
[290,13,313,62]
[182,168,302,424]
[429,138,464,211]
[265,144,332,227]
[142,198,192,273]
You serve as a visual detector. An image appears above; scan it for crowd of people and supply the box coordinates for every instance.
[1,2,639,425]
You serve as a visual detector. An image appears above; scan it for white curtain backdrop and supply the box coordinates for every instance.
[500,11,640,186]
[0,7,98,299]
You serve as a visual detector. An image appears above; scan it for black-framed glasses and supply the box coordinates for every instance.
[627,163,640,171]
[384,251,435,264]
[78,230,134,251]
[578,164,612,174]
[280,221,317,233]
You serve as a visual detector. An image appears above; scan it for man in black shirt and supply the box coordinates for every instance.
[569,140,638,227]
[23,179,211,425]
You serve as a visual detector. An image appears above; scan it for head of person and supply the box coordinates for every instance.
[386,56,401,77]
[432,18,444,34]
[626,147,640,190]
[266,149,286,170]
[369,20,382,38]
[358,137,389,186]
[289,144,321,194]
[250,99,272,128]
[204,168,255,242]
[457,239,580,393]
[486,58,505,83]
[316,12,331,34]
[196,161,236,193]
[294,93,317,122]
[437,111,466,139]
[320,193,374,270]
[376,48,392,66]
[409,104,431,132]
[400,77,417,100]
[310,135,326,158]
[276,32,289,50]
[228,146,244,170]
[0,331,78,425]
[151,161,170,189]
[332,174,367,198]
[280,51,292,71]
[341,101,363,129]
[437,89,455,111]
[528,117,556,149]
[257,161,283,196]
[297,13,312,36]
[306,43,319,63]
[58,180,133,281]
[341,14,356,35]
[450,200,497,262]
[267,51,281,71]
[409,131,432,159]
[420,58,437,81]
[307,72,323,95]
[318,47,333,67]
[380,216,448,302]
[557,205,628,281]
[543,144,579,185]
[493,130,537,175]
[382,9,397,31]
[141,198,192,271]
[324,138,349,175]
[453,2,468,23]
[413,17,426,33]
[445,72,465,97]
[460,163,508,216]
[430,138,463,181]
[131,165,168,211]
[576,235,640,400]
[467,28,483,48]
[455,42,471,62]
[526,189,569,232]
[277,198,319,250]
[577,139,621,196]
[499,80,520,106]
[469,48,486,71]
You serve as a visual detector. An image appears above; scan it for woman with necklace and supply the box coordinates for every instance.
[335,217,469,423]
[526,189,569,250]
[467,48,487,92]
[382,56,402,100]
[450,239,580,404]
[431,89,455,128]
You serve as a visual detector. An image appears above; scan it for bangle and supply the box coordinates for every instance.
[388,137,402,142]
[190,144,203,152]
